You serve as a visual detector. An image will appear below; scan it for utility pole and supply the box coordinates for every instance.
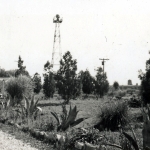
[99,58,109,84]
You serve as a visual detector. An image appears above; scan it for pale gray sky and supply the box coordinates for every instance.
[0,0,150,85]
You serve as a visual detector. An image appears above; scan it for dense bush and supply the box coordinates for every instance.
[94,101,128,131]
[126,88,135,95]
[108,90,126,98]
[5,75,34,106]
[128,96,142,108]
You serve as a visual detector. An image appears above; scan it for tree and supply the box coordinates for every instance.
[0,68,16,77]
[80,69,95,95]
[138,58,150,104]
[43,61,55,98]
[55,51,81,103]
[15,56,29,77]
[113,81,119,90]
[95,67,109,98]
[33,73,42,94]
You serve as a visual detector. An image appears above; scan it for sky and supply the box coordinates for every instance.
[0,0,150,85]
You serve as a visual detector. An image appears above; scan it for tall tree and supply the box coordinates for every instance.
[15,56,29,77]
[55,51,81,103]
[95,67,109,98]
[43,61,55,98]
[113,81,119,90]
[139,57,150,104]
[80,69,95,95]
[33,73,42,94]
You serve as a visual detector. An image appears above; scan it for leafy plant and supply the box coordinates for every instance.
[51,104,85,131]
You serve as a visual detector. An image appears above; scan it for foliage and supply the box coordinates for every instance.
[64,128,103,150]
[94,67,109,98]
[114,90,126,98]
[128,96,141,108]
[32,73,42,94]
[138,57,150,104]
[94,100,128,131]
[142,105,150,149]
[5,75,34,106]
[23,95,42,121]
[15,56,29,77]
[0,68,16,77]
[113,81,119,90]
[55,51,81,103]
[79,70,95,95]
[43,61,55,98]
[51,104,85,131]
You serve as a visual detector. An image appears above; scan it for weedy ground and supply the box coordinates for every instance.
[0,91,143,149]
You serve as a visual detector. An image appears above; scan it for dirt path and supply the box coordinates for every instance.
[0,123,54,150]
[0,130,38,150]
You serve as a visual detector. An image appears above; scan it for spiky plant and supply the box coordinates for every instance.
[23,95,42,123]
[51,105,85,131]
[142,105,150,149]
[94,100,128,131]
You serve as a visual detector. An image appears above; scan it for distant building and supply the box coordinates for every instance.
[128,79,132,85]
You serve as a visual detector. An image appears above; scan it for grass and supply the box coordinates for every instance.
[0,92,144,149]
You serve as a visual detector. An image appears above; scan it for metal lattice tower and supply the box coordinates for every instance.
[51,14,63,72]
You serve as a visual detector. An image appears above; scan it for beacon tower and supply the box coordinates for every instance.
[51,14,63,72]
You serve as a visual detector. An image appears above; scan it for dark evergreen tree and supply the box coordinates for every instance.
[55,51,81,103]
[95,67,109,98]
[113,81,119,90]
[80,69,95,95]
[15,56,29,77]
[139,58,150,104]
[33,73,42,94]
[43,61,55,98]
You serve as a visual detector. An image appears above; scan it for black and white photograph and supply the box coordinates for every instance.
[0,0,150,149]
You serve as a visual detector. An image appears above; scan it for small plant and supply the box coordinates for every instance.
[94,100,128,131]
[51,104,85,131]
[142,104,150,149]
[63,128,103,150]
[22,95,42,124]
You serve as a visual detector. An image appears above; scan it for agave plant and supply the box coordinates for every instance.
[142,105,150,150]
[51,105,85,131]
[23,95,42,121]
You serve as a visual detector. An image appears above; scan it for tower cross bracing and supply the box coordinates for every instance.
[51,14,63,72]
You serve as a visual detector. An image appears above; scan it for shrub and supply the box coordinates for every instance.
[94,100,128,131]
[126,88,135,95]
[128,96,142,108]
[114,90,126,98]
[5,75,34,106]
